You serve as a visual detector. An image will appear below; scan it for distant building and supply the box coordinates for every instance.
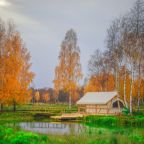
[76,92,125,115]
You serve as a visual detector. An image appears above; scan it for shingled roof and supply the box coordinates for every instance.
[76,92,118,105]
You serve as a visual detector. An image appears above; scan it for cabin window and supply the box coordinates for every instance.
[112,101,124,108]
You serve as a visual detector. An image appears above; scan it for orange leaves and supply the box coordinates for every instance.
[133,79,144,99]
[35,91,40,103]
[53,29,82,103]
[64,81,77,92]
[84,73,115,93]
[0,20,34,106]
[43,93,50,103]
[85,67,144,107]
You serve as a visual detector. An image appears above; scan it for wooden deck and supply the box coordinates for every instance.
[51,113,83,120]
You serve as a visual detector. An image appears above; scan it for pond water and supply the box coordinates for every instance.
[11,122,87,135]
[9,121,144,137]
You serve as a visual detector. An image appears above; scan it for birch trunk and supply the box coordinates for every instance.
[69,91,72,109]
[130,67,134,115]
[137,62,141,112]
[115,68,118,91]
[123,66,128,108]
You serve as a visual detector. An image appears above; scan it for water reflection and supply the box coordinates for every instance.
[12,122,88,135]
[8,122,144,137]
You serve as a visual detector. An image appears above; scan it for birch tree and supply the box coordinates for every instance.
[129,0,144,111]
[54,29,82,108]
[0,19,34,111]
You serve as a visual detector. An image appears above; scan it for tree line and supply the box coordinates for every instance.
[86,0,144,114]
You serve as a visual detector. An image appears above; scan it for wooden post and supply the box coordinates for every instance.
[78,106,80,113]
[96,105,97,114]
[107,104,109,115]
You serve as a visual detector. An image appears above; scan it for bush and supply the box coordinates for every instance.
[129,135,144,143]
[0,126,48,144]
[85,115,144,127]
[133,111,144,116]
[122,107,130,115]
[10,132,39,144]
[85,115,117,126]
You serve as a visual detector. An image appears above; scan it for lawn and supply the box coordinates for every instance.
[2,103,77,114]
[0,104,78,123]
[85,115,144,127]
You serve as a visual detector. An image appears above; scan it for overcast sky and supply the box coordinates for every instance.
[0,0,136,88]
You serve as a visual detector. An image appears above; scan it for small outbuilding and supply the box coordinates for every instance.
[76,92,125,115]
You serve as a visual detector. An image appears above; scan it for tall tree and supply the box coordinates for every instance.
[0,19,5,111]
[0,19,34,111]
[121,0,144,113]
[54,29,82,108]
[106,18,123,93]
[87,49,115,92]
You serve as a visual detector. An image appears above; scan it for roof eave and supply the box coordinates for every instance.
[77,103,107,105]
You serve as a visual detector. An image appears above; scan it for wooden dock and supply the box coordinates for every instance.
[51,113,83,120]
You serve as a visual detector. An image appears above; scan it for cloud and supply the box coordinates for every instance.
[0,9,43,28]
[0,0,11,7]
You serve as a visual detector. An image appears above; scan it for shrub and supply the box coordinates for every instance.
[122,107,130,115]
[0,126,49,144]
[85,115,117,126]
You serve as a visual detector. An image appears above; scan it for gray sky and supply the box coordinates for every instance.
[0,0,135,88]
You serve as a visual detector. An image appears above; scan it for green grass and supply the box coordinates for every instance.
[3,103,77,115]
[0,125,48,144]
[0,104,78,123]
[0,112,35,123]
[85,115,144,127]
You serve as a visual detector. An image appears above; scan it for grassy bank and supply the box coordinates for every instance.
[85,115,144,127]
[0,111,56,123]
[2,104,77,114]
[0,104,77,123]
[0,112,35,123]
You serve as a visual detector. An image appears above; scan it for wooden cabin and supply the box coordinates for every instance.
[76,92,125,115]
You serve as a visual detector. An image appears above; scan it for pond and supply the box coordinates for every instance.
[8,121,144,137]
[9,122,88,135]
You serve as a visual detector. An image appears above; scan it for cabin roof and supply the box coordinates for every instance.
[76,91,118,105]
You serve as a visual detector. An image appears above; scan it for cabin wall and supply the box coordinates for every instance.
[109,108,122,114]
[107,98,124,114]
[86,105,108,114]
[78,104,108,114]
[78,102,123,115]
